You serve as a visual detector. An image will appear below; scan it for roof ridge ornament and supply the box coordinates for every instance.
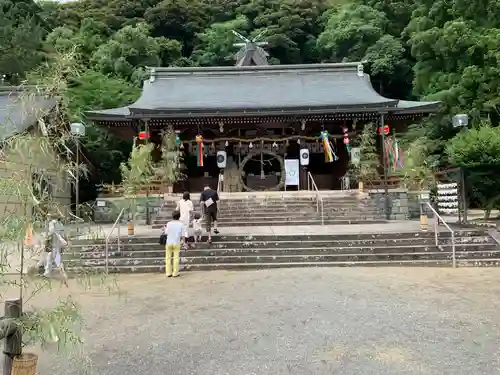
[232,30,269,67]
[357,63,364,77]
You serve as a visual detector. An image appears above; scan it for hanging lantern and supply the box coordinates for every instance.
[342,127,351,153]
[175,134,181,146]
[378,125,390,135]
[297,138,301,144]
[249,142,253,149]
[138,131,150,140]
[195,135,204,167]
[180,142,184,150]
[225,140,229,147]
[272,142,278,148]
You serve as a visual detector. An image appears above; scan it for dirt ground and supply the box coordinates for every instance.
[6,267,500,375]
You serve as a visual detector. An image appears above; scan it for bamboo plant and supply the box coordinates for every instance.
[400,138,436,191]
[348,122,380,192]
[156,126,184,193]
[119,142,155,232]
[0,50,116,373]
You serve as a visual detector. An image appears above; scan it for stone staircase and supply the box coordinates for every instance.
[152,192,386,228]
[66,229,500,273]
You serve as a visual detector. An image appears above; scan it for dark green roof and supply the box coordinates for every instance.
[86,62,439,120]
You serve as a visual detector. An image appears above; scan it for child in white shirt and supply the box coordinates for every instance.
[192,212,203,244]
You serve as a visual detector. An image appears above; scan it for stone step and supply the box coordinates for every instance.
[66,244,499,262]
[70,236,495,251]
[155,209,384,219]
[160,202,377,210]
[150,219,388,228]
[163,197,364,204]
[151,215,384,225]
[72,230,490,245]
[66,257,500,273]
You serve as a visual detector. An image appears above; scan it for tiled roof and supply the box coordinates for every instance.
[0,86,55,142]
[85,62,440,119]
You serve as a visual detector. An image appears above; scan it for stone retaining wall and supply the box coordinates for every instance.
[93,188,432,223]
[368,189,433,220]
[94,197,163,224]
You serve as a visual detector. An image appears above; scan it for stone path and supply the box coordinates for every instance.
[20,268,500,375]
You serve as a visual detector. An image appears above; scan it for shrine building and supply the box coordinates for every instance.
[85,59,439,193]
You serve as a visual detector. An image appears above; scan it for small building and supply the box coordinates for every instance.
[86,61,439,194]
[0,86,85,218]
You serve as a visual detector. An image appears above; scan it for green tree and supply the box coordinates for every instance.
[45,18,109,67]
[317,4,388,62]
[358,122,380,182]
[120,143,155,225]
[191,16,250,66]
[400,138,435,190]
[91,23,181,83]
[236,0,329,63]
[67,69,140,185]
[156,126,184,189]
[446,124,500,218]
[349,122,380,189]
[143,0,210,56]
[0,0,47,83]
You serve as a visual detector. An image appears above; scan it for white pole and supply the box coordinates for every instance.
[76,140,80,218]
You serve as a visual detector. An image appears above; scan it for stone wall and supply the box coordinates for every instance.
[368,188,433,220]
[94,197,163,224]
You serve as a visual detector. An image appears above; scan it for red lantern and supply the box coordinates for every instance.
[138,131,150,140]
[378,125,390,135]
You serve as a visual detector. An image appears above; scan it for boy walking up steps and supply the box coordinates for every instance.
[164,210,185,278]
[192,212,203,244]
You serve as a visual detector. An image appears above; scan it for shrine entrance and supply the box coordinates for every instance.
[240,150,285,191]
[178,132,350,192]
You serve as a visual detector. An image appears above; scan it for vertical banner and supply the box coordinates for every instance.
[285,159,300,186]
[350,147,361,165]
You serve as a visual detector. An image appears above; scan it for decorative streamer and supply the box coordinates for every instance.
[384,137,404,171]
[195,135,204,167]
[320,131,338,162]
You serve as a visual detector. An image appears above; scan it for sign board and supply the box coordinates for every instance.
[284,159,300,186]
[96,200,106,207]
[351,147,361,165]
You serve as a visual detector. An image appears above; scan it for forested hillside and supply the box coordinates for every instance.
[3,0,500,212]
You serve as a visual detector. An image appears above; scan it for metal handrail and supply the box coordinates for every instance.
[426,202,456,268]
[307,172,324,225]
[104,208,126,274]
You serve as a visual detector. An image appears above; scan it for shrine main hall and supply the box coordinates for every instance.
[85,62,439,193]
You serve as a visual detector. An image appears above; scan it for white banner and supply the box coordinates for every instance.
[351,147,361,165]
[285,159,300,186]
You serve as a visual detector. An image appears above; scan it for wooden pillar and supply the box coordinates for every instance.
[3,298,22,375]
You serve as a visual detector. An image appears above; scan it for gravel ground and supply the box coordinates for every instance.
[11,268,500,375]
